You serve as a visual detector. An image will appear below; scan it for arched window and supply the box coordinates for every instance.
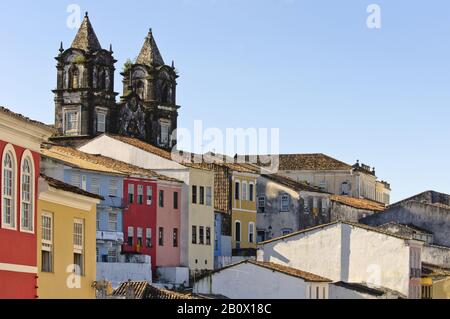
[248,222,255,243]
[20,153,34,232]
[69,65,79,89]
[2,146,16,229]
[235,220,241,243]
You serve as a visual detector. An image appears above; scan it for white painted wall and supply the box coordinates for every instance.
[157,267,189,286]
[329,284,377,299]
[258,223,416,297]
[97,262,152,288]
[194,262,329,299]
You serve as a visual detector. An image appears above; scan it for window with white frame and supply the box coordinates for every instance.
[248,222,255,243]
[235,221,241,243]
[41,213,53,272]
[249,183,254,201]
[2,150,15,228]
[73,219,84,275]
[64,110,80,136]
[206,187,212,206]
[160,122,170,145]
[242,182,247,201]
[235,182,240,200]
[91,177,100,195]
[128,183,134,204]
[108,179,118,197]
[258,196,266,213]
[137,185,144,204]
[146,228,152,248]
[281,194,289,212]
[127,226,134,246]
[96,111,106,133]
[108,213,117,232]
[146,186,153,205]
[21,156,33,231]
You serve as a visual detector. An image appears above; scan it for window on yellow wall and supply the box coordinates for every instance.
[249,183,254,201]
[248,222,255,243]
[235,221,241,242]
[41,212,53,273]
[242,182,247,201]
[235,182,240,200]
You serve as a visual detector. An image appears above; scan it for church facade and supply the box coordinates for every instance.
[53,13,179,150]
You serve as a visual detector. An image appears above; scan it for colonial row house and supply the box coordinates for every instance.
[40,144,185,284]
[77,134,215,278]
[199,154,260,268]
[38,175,102,299]
[0,107,54,298]
[256,153,391,205]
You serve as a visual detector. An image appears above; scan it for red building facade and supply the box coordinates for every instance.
[122,178,158,272]
[0,108,54,299]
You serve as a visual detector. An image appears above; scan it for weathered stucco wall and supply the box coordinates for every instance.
[330,202,376,222]
[194,262,328,299]
[258,223,414,297]
[362,201,450,247]
[97,262,152,288]
[422,245,450,268]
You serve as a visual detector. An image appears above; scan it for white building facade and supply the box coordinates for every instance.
[257,221,423,299]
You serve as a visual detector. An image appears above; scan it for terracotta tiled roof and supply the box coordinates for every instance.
[112,281,150,299]
[266,153,352,171]
[248,260,331,282]
[42,144,181,183]
[199,260,331,283]
[41,174,103,200]
[112,281,199,299]
[262,174,328,193]
[0,106,55,133]
[258,220,413,245]
[330,195,386,212]
[136,29,165,66]
[71,13,102,51]
[332,282,405,298]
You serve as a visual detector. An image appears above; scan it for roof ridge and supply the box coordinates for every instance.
[258,220,412,245]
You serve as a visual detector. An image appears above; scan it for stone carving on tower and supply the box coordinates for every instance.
[53,13,118,138]
[118,29,180,149]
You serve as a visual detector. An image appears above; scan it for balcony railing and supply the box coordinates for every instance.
[96,231,124,242]
[121,243,142,254]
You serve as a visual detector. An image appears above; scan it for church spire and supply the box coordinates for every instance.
[135,28,165,66]
[71,12,102,51]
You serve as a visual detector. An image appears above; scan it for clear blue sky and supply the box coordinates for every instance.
[0,0,449,202]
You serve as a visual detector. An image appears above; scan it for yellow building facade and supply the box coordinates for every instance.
[188,168,215,271]
[231,172,258,251]
[37,176,101,299]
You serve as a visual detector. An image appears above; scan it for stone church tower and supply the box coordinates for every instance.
[118,29,180,149]
[53,13,118,138]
